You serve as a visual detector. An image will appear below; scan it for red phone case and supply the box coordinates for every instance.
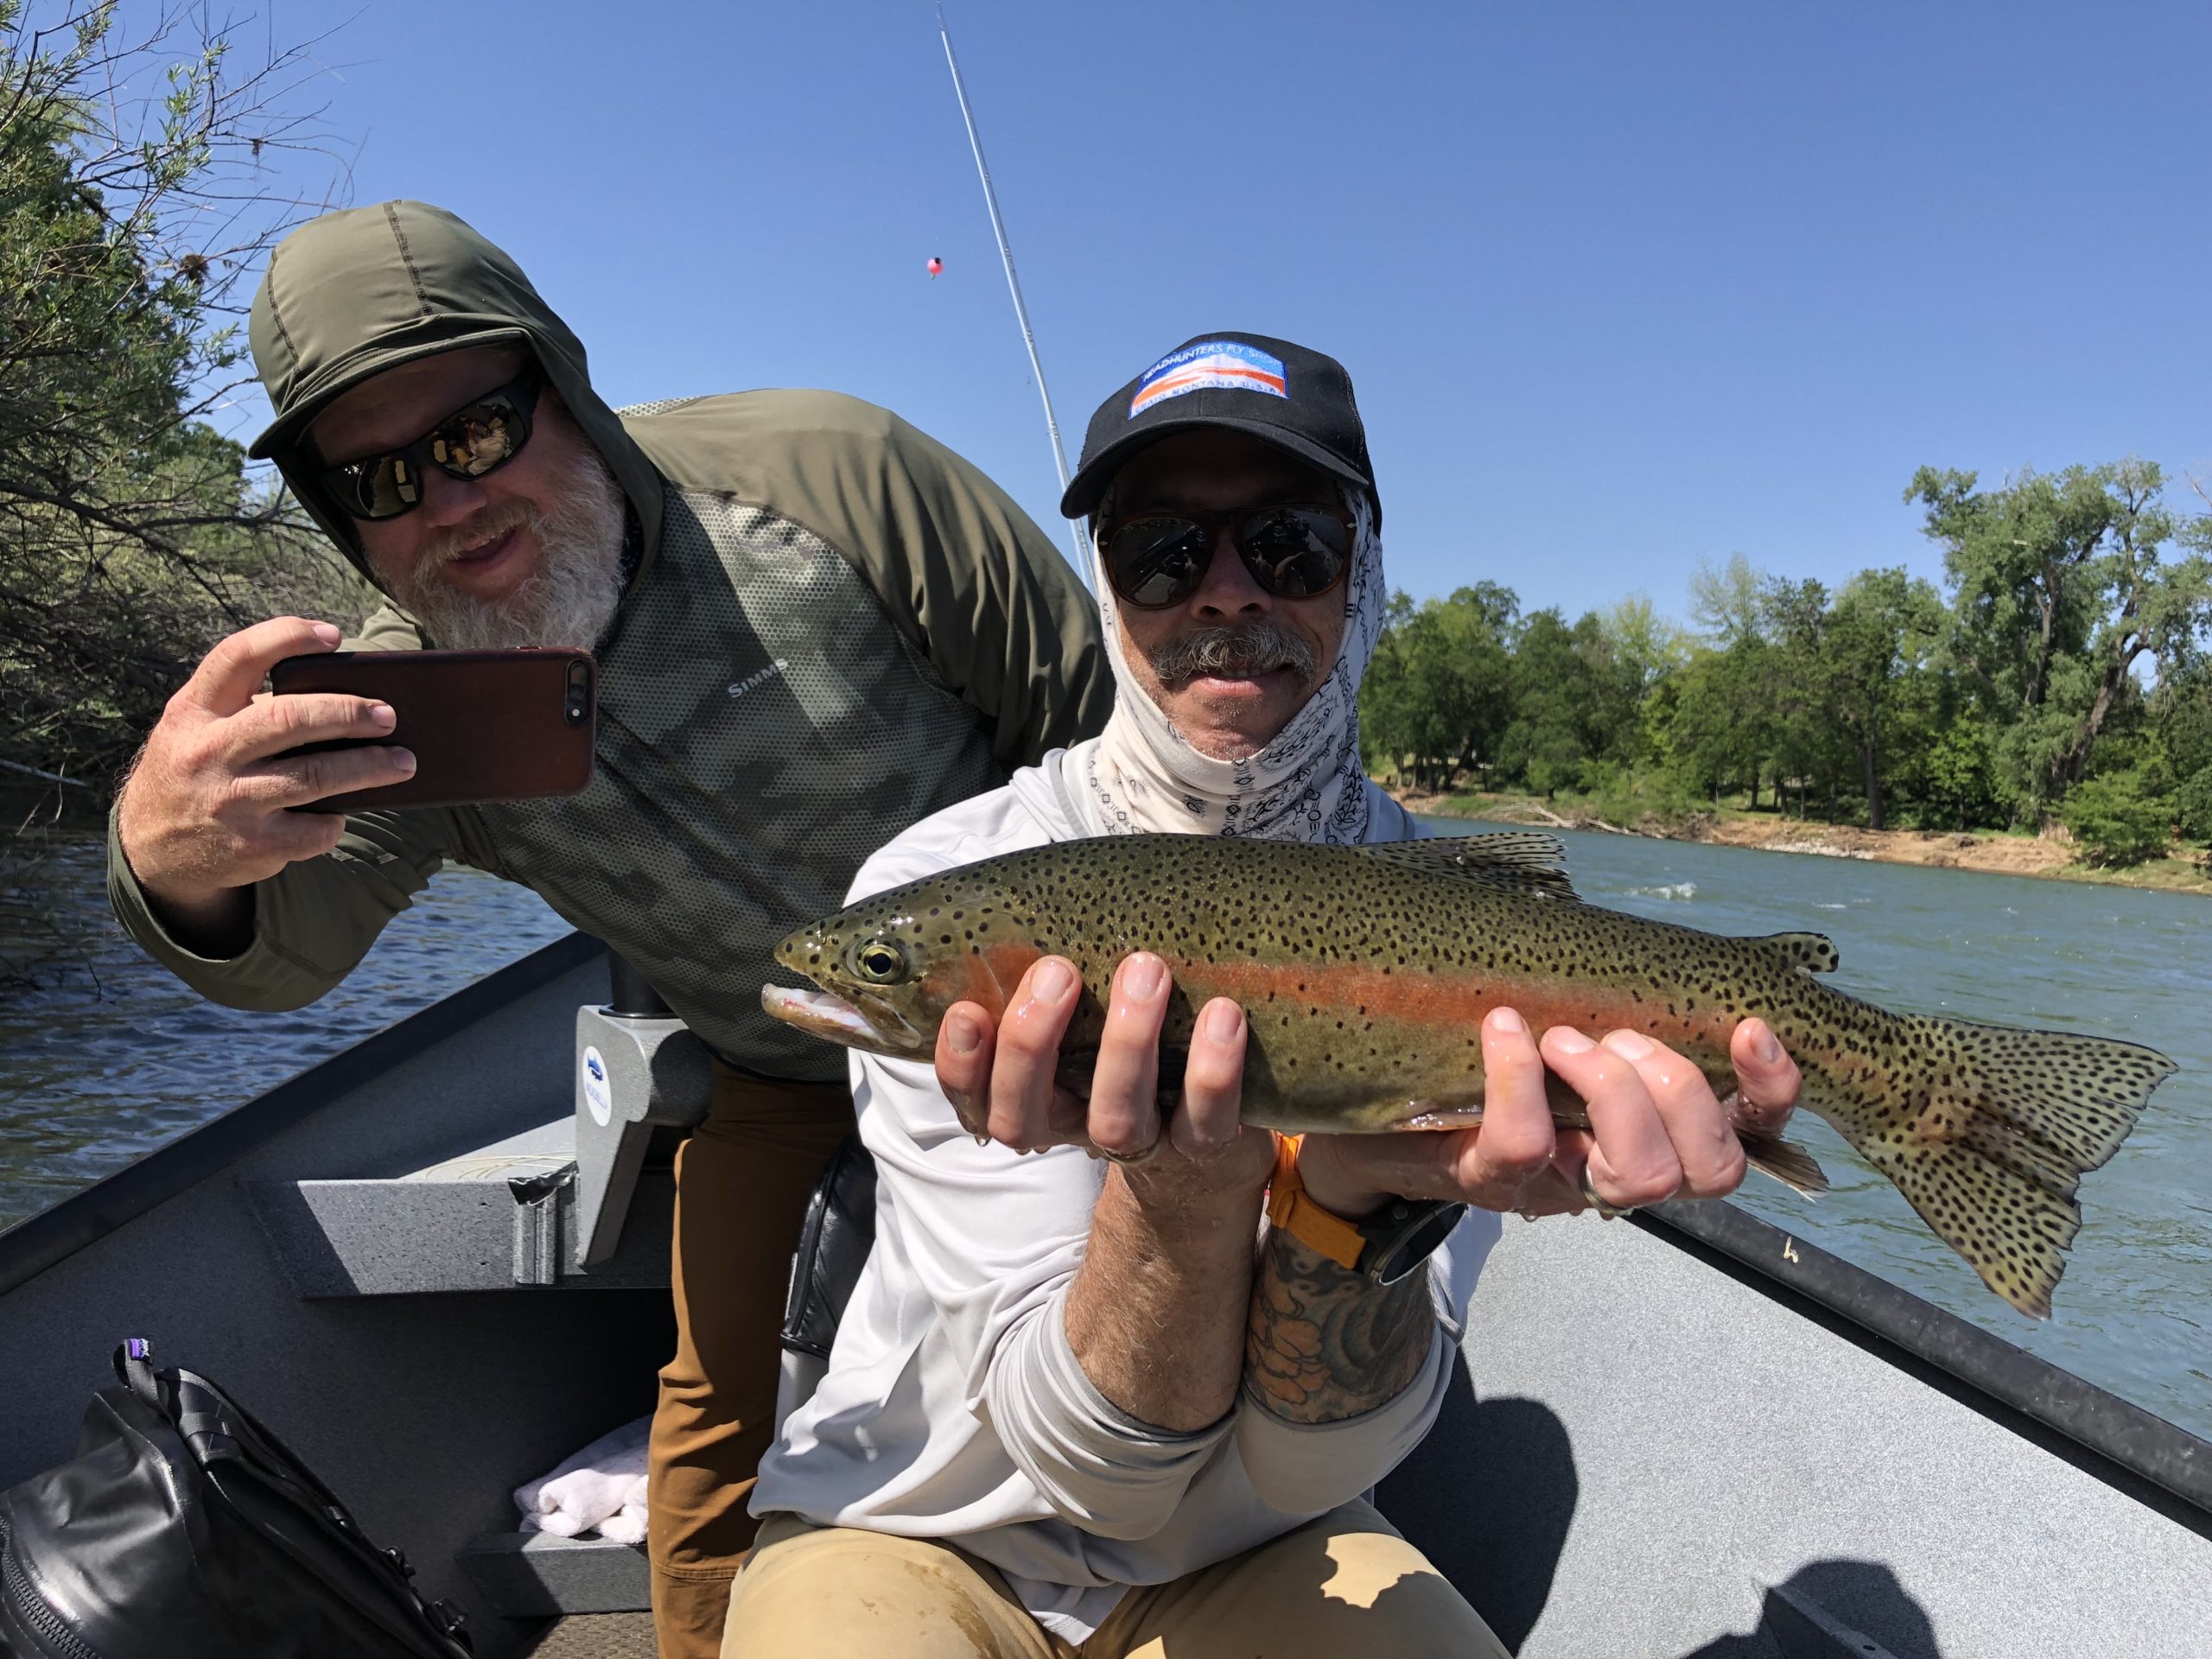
[265,650,595,812]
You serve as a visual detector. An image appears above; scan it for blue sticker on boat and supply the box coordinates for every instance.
[1130,340,1287,416]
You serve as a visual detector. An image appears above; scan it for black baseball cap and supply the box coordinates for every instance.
[1059,331,1380,530]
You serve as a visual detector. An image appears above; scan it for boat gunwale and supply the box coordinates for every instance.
[1639,1198,2212,1537]
[0,930,604,1301]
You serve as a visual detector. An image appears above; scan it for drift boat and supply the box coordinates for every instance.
[0,934,2205,1657]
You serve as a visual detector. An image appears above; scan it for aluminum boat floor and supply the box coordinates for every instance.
[520,1611,658,1657]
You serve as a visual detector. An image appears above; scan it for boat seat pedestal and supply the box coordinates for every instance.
[570,1004,713,1271]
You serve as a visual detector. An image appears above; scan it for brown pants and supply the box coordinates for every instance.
[648,1063,850,1659]
[720,1501,1510,1658]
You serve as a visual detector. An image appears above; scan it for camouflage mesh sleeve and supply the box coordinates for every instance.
[627,390,1113,768]
[103,605,476,1013]
[105,798,464,1013]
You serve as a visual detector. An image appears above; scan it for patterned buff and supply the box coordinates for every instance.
[1059,487,1386,843]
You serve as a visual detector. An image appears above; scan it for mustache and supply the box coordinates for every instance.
[1146,620,1317,687]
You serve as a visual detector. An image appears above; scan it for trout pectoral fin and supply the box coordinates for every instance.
[1386,1111,1831,1202]
[1740,1133,1830,1197]
[1393,1106,1487,1131]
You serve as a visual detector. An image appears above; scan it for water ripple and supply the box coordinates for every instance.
[1,838,571,1231]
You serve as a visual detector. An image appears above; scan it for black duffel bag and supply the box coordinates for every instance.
[0,1339,472,1658]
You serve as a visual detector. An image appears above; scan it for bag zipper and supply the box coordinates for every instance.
[0,1513,109,1659]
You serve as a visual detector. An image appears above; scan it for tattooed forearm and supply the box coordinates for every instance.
[1243,1228,1434,1424]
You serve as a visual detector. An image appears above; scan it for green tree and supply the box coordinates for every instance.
[1756,575,1846,817]
[1821,568,1945,831]
[0,2,358,785]
[1908,461,2212,817]
[1358,583,1518,792]
[1662,641,1775,806]
[1497,608,1586,797]
[2152,658,2212,847]
[1912,709,2003,832]
[2060,771,2172,868]
[1688,553,1766,648]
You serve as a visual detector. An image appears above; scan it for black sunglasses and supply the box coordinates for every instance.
[1098,504,1356,610]
[315,367,544,521]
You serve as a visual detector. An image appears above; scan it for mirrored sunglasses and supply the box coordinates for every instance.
[1099,504,1356,610]
[316,368,544,521]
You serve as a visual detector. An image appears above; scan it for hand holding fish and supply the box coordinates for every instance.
[931,950,1805,1222]
[937,951,1272,1180]
[1294,1008,1805,1221]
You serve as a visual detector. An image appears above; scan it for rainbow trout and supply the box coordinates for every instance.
[760,832,2174,1317]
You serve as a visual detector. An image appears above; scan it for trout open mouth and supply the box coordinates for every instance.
[760,984,925,1058]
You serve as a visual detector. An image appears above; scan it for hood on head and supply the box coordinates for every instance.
[247,200,663,592]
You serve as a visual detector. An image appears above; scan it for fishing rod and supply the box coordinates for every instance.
[934,1,1093,584]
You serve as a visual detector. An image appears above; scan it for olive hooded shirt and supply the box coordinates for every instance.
[107,200,1109,1079]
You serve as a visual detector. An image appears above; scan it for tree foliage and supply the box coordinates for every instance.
[1908,461,2212,815]
[1360,460,2211,863]
[0,2,362,787]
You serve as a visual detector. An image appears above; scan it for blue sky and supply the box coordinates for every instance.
[198,0,2211,623]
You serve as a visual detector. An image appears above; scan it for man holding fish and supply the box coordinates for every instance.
[733,334,1811,1655]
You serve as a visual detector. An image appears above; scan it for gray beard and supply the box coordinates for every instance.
[392,454,627,651]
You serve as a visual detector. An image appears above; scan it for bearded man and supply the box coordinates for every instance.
[106,201,1109,1658]
[725,334,1804,1656]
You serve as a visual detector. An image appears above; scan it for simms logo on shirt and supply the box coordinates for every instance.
[1129,340,1287,417]
[727,659,790,699]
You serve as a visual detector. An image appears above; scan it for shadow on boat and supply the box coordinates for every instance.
[1679,1560,1941,1658]
[1380,1363,1945,1658]
[1377,1377,1577,1650]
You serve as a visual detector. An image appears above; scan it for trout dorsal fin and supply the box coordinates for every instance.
[1357,833,1580,902]
[1753,931,1840,974]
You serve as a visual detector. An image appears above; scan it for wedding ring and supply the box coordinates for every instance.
[1579,1164,1632,1220]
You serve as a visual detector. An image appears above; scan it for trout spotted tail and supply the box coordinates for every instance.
[763,832,2176,1317]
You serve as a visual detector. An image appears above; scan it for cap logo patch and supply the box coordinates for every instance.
[1129,340,1287,417]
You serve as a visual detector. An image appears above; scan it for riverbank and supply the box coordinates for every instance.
[1390,785,2212,896]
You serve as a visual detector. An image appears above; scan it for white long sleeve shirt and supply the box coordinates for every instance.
[751,759,1499,1641]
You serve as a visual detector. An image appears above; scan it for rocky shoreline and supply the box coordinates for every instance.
[1388,788,2212,896]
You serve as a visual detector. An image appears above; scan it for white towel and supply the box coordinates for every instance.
[513,1414,652,1542]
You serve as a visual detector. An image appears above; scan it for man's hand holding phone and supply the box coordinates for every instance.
[116,617,419,951]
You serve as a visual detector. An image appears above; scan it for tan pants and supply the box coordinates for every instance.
[648,1064,850,1659]
[719,1501,1510,1659]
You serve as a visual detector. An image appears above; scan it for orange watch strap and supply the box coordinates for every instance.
[1265,1134,1367,1272]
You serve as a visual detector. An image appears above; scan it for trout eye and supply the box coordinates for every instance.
[851,938,909,985]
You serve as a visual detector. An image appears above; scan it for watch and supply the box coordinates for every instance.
[1265,1135,1467,1286]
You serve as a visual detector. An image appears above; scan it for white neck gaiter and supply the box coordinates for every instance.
[1058,488,1387,844]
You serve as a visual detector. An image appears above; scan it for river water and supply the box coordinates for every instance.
[2,818,2206,1441]
[0,831,570,1228]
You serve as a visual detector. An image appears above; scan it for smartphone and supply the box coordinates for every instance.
[266,649,595,812]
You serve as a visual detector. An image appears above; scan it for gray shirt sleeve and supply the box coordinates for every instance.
[987,1285,1232,1540]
